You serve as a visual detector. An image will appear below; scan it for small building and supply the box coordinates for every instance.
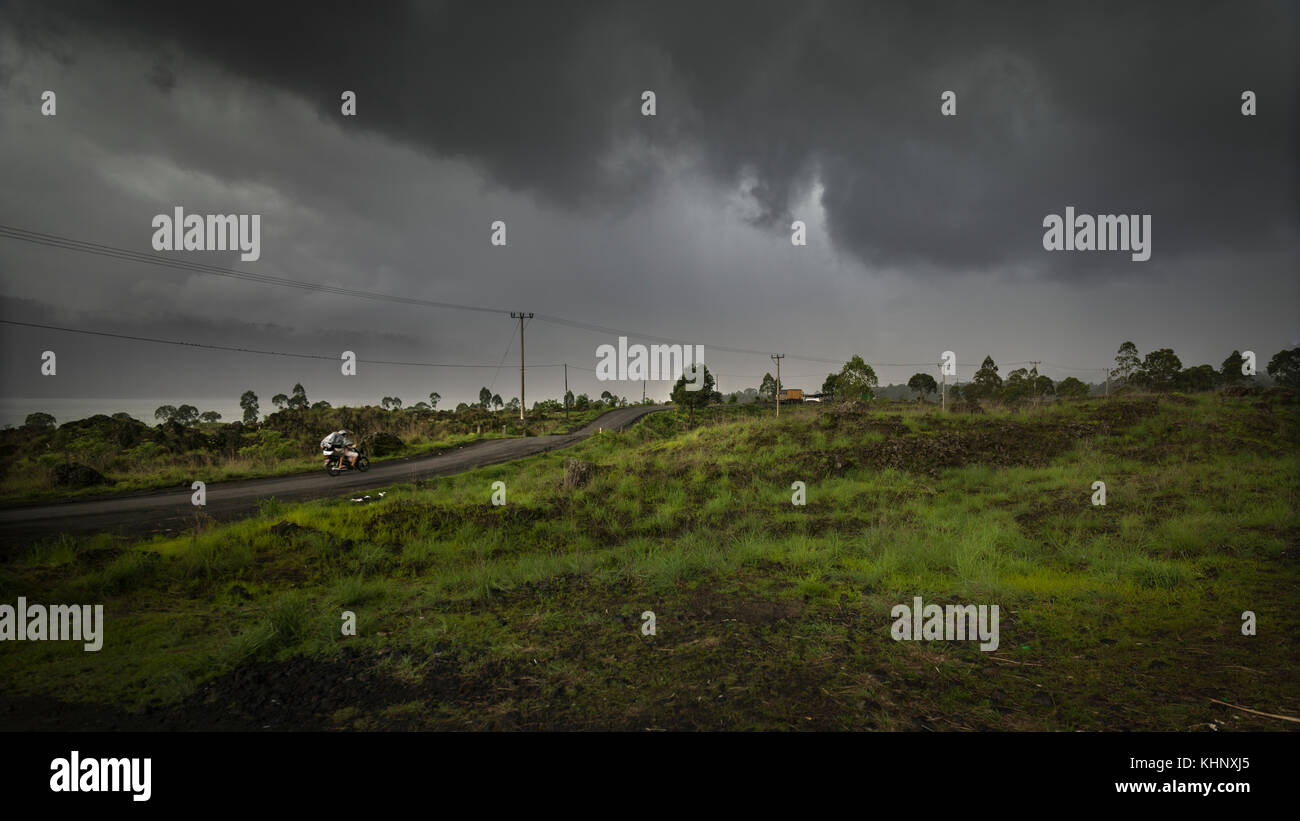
[779,388,804,403]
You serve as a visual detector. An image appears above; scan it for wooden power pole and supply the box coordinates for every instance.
[940,360,946,412]
[771,354,785,416]
[510,312,533,421]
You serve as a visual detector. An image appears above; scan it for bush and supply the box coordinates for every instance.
[369,432,404,457]
[237,430,300,461]
[51,462,111,488]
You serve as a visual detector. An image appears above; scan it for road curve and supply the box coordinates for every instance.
[0,405,669,548]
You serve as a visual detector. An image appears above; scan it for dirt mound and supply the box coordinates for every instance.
[1086,398,1160,426]
[179,649,460,730]
[50,462,112,488]
[369,499,548,534]
[268,520,304,536]
[368,431,404,456]
[1218,384,1258,397]
[562,457,597,489]
[800,419,1098,477]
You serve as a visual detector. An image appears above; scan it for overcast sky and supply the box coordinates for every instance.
[1,0,1296,421]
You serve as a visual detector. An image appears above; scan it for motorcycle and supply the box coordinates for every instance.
[323,444,370,476]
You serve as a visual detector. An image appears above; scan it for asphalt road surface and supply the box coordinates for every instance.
[0,405,668,549]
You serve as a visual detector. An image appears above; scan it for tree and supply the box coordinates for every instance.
[478,387,493,410]
[173,405,200,425]
[1266,348,1300,389]
[1178,364,1218,393]
[1220,350,1247,385]
[599,390,615,405]
[199,411,222,423]
[239,390,259,424]
[24,412,55,429]
[455,402,470,412]
[574,393,591,410]
[428,391,441,410]
[967,356,1002,401]
[1033,373,1054,399]
[1111,341,1141,386]
[311,400,331,409]
[271,394,288,410]
[491,394,503,412]
[381,396,403,411]
[506,397,520,412]
[1057,377,1090,399]
[1136,348,1182,391]
[759,372,777,401]
[671,364,716,425]
[835,355,878,401]
[155,404,177,422]
[820,372,840,398]
[288,383,309,410]
[1003,368,1032,401]
[413,401,430,411]
[727,393,738,404]
[907,373,937,401]
[564,390,575,409]
[1006,366,1052,402]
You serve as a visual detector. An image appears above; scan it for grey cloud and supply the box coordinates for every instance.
[5,0,1295,281]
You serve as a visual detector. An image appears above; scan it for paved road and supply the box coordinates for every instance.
[0,405,668,548]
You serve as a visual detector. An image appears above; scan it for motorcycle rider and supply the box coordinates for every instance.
[321,429,359,470]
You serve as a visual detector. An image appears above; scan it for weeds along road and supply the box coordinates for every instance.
[0,405,669,549]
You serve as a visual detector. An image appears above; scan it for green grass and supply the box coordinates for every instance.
[2,393,1297,730]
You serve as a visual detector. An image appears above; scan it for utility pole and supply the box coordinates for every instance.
[510,312,533,421]
[770,354,785,416]
[642,380,646,404]
[1105,369,1110,398]
[940,360,946,412]
[563,363,569,422]
[1029,360,1042,405]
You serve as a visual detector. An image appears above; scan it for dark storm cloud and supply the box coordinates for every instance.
[6,0,1296,280]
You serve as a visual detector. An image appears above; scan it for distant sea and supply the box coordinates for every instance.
[0,397,244,428]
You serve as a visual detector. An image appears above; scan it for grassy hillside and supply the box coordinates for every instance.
[1,393,1296,730]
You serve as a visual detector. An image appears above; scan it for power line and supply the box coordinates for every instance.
[486,325,517,396]
[0,224,852,365]
[3,319,1113,389]
[0,225,1112,379]
[0,319,568,369]
[0,224,513,316]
